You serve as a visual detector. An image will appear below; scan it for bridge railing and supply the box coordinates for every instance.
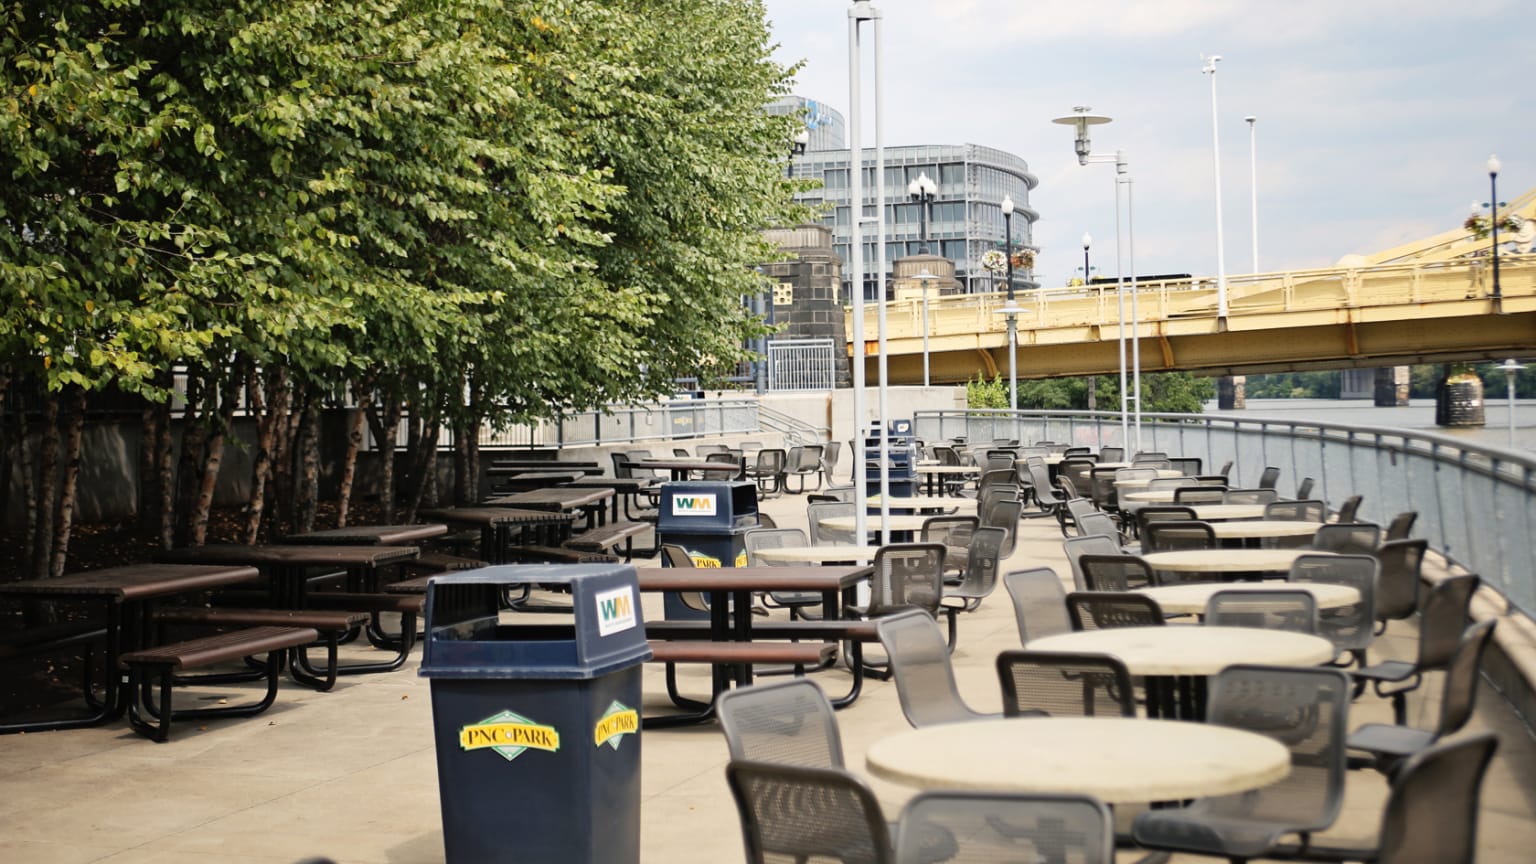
[916,408,1536,617]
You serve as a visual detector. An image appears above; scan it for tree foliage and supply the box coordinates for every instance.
[966,372,1214,413]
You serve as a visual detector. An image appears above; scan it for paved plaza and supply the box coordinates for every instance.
[2,489,1534,863]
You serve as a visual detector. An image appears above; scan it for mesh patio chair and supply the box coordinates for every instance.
[1061,496,1098,537]
[672,447,691,457]
[727,760,894,864]
[937,526,1005,646]
[981,497,1022,559]
[1063,535,1123,591]
[659,543,711,614]
[1204,588,1318,633]
[808,501,858,546]
[744,448,787,498]
[996,650,1136,718]
[1057,459,1097,500]
[703,450,745,481]
[1225,488,1279,505]
[1384,510,1418,541]
[1265,499,1327,522]
[782,444,825,494]
[1134,505,1197,539]
[1131,664,1353,863]
[1141,520,1216,553]
[1347,619,1496,775]
[1003,567,1073,645]
[1216,459,1234,480]
[845,544,947,679]
[878,609,998,728]
[744,528,821,618]
[1132,450,1168,461]
[1312,522,1382,555]
[920,515,979,581]
[715,678,845,766]
[1133,458,1173,471]
[1352,574,1480,724]
[1288,553,1379,667]
[1076,553,1155,593]
[1372,538,1427,632]
[1169,456,1203,476]
[1073,511,1124,544]
[1335,494,1364,523]
[1098,446,1125,462]
[1173,485,1227,505]
[819,440,842,487]
[1088,467,1123,512]
[1026,462,1067,520]
[1257,466,1282,489]
[821,484,857,503]
[1066,591,1165,630]
[1295,477,1316,500]
[896,791,1115,864]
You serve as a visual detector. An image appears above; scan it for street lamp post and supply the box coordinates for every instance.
[918,268,934,387]
[1489,154,1502,309]
[1246,115,1258,273]
[1002,195,1017,414]
[1504,359,1523,449]
[1202,55,1228,324]
[1082,231,1097,412]
[908,171,936,254]
[788,128,809,178]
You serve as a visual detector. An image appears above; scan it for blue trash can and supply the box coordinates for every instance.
[656,480,758,619]
[421,565,651,864]
[864,420,918,498]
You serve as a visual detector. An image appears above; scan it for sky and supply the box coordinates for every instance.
[760,0,1534,285]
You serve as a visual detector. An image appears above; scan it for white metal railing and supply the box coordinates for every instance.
[767,338,837,391]
[363,398,762,451]
[916,408,1536,617]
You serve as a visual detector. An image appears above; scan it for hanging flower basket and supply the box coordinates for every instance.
[1010,249,1036,270]
[1464,213,1522,239]
[980,249,1008,274]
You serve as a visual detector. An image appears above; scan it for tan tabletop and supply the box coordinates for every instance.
[818,514,932,534]
[754,544,883,564]
[1112,470,1186,488]
[284,523,449,546]
[1120,489,1179,503]
[866,495,975,510]
[1141,548,1333,574]
[1209,520,1324,540]
[865,716,1290,803]
[914,465,980,475]
[1026,626,1336,676]
[1135,581,1361,615]
[1191,504,1268,521]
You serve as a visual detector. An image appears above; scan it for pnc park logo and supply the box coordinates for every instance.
[458,710,560,762]
[594,701,639,751]
[671,493,717,516]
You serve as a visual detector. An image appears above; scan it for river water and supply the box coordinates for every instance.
[1205,398,1536,454]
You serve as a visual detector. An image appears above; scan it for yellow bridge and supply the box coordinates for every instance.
[849,188,1536,384]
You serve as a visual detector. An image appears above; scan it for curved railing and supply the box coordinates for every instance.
[915,409,1536,617]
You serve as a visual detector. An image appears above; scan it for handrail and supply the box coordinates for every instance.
[757,405,829,446]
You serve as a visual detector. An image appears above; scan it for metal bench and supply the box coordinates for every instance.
[152,606,370,691]
[642,619,876,708]
[119,626,319,741]
[563,520,653,560]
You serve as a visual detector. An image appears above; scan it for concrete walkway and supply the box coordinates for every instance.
[2,489,1533,863]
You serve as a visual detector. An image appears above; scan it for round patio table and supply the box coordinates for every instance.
[753,544,882,564]
[866,495,975,510]
[1135,581,1359,615]
[1112,470,1187,489]
[1140,547,1333,577]
[1209,519,1324,541]
[866,716,1289,803]
[1190,503,1268,521]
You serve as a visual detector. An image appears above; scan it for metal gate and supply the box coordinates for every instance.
[767,338,836,391]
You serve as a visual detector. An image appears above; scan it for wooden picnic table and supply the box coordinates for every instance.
[486,487,616,530]
[562,476,659,522]
[283,523,448,546]
[419,507,578,564]
[634,458,739,481]
[157,544,420,608]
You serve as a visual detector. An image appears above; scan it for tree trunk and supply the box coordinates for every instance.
[48,387,86,578]
[189,361,246,546]
[0,369,13,530]
[154,397,175,550]
[243,366,290,544]
[293,397,321,533]
[403,406,440,522]
[138,394,160,530]
[270,382,303,536]
[368,394,403,523]
[173,373,208,547]
[31,393,59,579]
[336,391,371,528]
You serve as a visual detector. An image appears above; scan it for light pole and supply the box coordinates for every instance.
[1504,359,1523,449]
[918,268,934,387]
[1082,232,1097,412]
[1081,232,1092,285]
[1246,115,1258,273]
[1202,55,1228,324]
[908,171,936,254]
[1489,154,1502,310]
[788,128,809,178]
[1002,195,1017,413]
[1053,107,1131,447]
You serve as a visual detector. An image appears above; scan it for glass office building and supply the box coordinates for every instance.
[768,95,1040,299]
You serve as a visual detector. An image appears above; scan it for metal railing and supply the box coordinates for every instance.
[471,397,762,449]
[916,408,1536,617]
[766,338,837,391]
[757,404,829,447]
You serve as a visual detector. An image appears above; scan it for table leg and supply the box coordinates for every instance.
[0,603,126,734]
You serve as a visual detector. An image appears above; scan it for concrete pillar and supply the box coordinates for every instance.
[1217,375,1246,410]
[1373,366,1410,407]
[1435,367,1486,427]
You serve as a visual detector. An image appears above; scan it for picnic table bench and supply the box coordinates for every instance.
[152,606,370,691]
[564,519,653,560]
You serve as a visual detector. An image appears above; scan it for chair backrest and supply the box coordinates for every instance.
[1173,486,1226,505]
[1063,536,1122,591]
[1074,511,1121,542]
[1295,477,1316,500]
[1066,591,1165,630]
[696,443,729,456]
[756,512,778,529]
[932,445,961,466]
[1414,574,1481,668]
[1066,497,1100,523]
[1257,466,1282,489]
[1132,450,1167,460]
[1374,733,1498,864]
[1169,456,1203,476]
[743,528,810,567]
[1135,505,1197,538]
[704,450,745,479]
[1025,462,1062,506]
[1217,459,1234,479]
[1057,476,1080,500]
[996,650,1136,718]
[978,486,1021,521]
[878,610,988,728]
[622,448,660,480]
[1142,520,1216,553]
[1385,510,1418,541]
[896,792,1115,864]
[1312,522,1383,555]
[1058,459,1097,497]
[820,440,842,479]
[1288,553,1380,654]
[716,679,844,767]
[977,468,1018,496]
[1203,664,1351,835]
[1265,499,1327,522]
[949,526,1006,602]
[1113,467,1159,485]
[1335,494,1364,523]
[1088,468,1120,509]
[1203,589,1318,633]
[1431,619,1496,740]
[726,760,893,864]
[1003,567,1073,643]
[1146,477,1192,492]
[867,543,947,618]
[920,515,978,556]
[1223,488,1279,505]
[673,447,691,457]
[1076,554,1155,592]
[983,452,1016,475]
[821,484,856,503]
[1098,446,1125,462]
[610,451,636,479]
[1373,538,1427,623]
[659,543,710,612]
[1132,458,1173,471]
[807,501,857,545]
[981,497,1022,557]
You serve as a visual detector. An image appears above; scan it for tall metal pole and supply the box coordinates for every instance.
[1489,154,1502,308]
[1003,200,1017,418]
[1504,360,1523,449]
[1246,115,1258,272]
[847,3,869,545]
[1113,172,1128,448]
[919,270,932,387]
[1203,55,1228,322]
[1124,159,1142,453]
[870,4,890,545]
